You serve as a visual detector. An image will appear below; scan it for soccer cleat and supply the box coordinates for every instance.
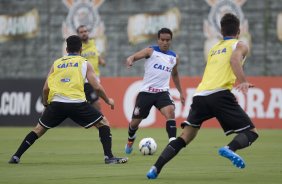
[218,147,245,169]
[8,156,20,164]
[147,166,158,179]
[105,157,128,164]
[125,141,134,154]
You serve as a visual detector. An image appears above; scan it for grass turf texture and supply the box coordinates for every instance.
[0,127,281,184]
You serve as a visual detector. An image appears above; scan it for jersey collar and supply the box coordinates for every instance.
[68,53,79,56]
[223,36,235,40]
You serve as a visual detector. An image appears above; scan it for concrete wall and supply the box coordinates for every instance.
[0,0,281,78]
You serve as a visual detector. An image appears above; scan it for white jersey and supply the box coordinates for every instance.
[140,46,177,93]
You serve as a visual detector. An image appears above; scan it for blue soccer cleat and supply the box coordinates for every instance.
[125,141,134,154]
[218,147,245,169]
[147,166,158,179]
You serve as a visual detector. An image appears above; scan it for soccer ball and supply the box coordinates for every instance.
[138,137,157,155]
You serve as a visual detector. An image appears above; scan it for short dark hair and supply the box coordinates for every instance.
[220,13,240,37]
[158,28,173,39]
[76,25,87,33]
[66,35,82,53]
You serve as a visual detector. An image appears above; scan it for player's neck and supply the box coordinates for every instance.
[82,39,89,44]
[158,46,169,53]
[68,52,80,56]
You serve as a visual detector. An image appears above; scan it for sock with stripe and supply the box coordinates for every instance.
[154,137,186,174]
[99,125,114,158]
[166,120,177,141]
[128,125,138,142]
[14,131,38,158]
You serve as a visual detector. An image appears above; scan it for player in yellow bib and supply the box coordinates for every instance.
[9,35,127,165]
[77,25,106,111]
[147,13,259,179]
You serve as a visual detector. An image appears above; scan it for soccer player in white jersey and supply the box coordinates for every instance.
[124,28,185,154]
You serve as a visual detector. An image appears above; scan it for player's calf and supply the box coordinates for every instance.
[227,130,259,152]
[166,119,177,142]
[99,125,114,158]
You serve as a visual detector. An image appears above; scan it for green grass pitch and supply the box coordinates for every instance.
[0,127,281,184]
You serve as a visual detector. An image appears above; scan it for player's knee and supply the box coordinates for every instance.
[160,105,175,119]
[130,119,143,129]
[164,110,175,119]
[246,130,259,143]
[241,130,259,146]
[33,123,47,137]
[94,118,109,128]
[180,127,196,144]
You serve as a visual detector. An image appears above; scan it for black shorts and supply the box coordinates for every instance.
[84,83,99,104]
[39,102,103,129]
[182,90,255,135]
[132,91,174,119]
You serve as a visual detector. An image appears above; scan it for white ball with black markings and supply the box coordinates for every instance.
[138,137,157,155]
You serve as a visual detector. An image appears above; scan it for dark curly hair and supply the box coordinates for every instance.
[220,13,240,37]
[66,35,82,53]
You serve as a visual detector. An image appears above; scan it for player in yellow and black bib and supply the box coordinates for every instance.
[9,35,127,165]
[77,25,106,111]
[147,14,259,179]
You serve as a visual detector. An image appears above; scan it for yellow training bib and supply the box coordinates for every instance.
[81,39,100,76]
[197,39,244,92]
[47,55,86,103]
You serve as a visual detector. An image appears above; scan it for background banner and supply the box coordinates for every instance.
[0,77,281,129]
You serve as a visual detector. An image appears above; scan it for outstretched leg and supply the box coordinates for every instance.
[9,123,47,164]
[147,125,199,179]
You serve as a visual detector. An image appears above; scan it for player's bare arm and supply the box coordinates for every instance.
[171,55,185,105]
[126,47,153,68]
[230,41,254,94]
[42,65,54,106]
[86,62,114,109]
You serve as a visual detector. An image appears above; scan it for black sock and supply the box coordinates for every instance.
[154,137,186,174]
[228,131,259,152]
[166,120,176,139]
[128,125,138,142]
[99,126,114,158]
[14,131,38,158]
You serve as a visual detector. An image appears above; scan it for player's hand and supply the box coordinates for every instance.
[99,57,106,67]
[235,82,254,94]
[180,93,185,106]
[106,98,114,110]
[126,57,134,68]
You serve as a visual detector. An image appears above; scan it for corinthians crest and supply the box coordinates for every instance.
[204,0,251,59]
[62,0,106,54]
